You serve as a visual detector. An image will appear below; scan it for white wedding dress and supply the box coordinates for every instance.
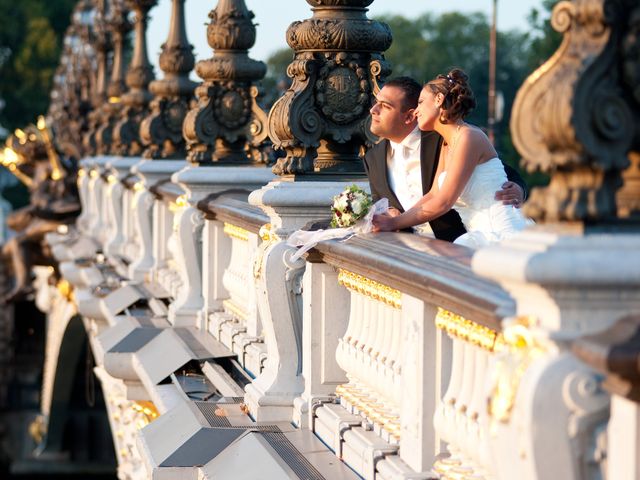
[437,157,532,249]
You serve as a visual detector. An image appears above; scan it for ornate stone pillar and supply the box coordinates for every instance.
[472,2,640,479]
[84,0,111,157]
[182,0,269,165]
[245,0,390,422]
[140,0,196,159]
[112,0,156,156]
[96,0,131,156]
[268,0,392,176]
[510,0,640,223]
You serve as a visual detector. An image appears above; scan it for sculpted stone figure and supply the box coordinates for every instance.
[0,132,80,303]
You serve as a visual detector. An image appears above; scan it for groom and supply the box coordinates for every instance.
[364,76,527,242]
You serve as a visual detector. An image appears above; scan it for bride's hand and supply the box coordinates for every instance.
[372,213,397,232]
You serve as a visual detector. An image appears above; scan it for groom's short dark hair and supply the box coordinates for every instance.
[383,77,421,111]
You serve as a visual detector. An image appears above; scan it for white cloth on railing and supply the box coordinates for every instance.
[287,198,389,261]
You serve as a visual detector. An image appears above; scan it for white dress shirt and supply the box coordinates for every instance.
[387,126,423,211]
[387,126,434,236]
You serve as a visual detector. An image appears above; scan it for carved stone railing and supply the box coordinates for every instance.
[26,0,640,479]
[198,196,269,376]
[47,154,630,480]
[307,234,513,479]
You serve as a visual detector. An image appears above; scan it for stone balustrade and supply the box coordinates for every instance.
[16,0,640,478]
[43,160,620,480]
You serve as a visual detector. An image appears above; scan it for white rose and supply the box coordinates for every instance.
[334,194,348,212]
[351,198,364,215]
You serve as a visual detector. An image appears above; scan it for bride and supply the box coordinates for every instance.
[372,69,531,248]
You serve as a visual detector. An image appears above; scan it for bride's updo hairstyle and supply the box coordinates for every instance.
[425,68,476,124]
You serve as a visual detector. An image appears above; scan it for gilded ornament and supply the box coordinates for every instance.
[223,222,250,242]
[337,269,401,309]
[487,316,545,423]
[435,308,500,353]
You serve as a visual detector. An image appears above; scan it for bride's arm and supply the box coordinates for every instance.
[374,131,479,231]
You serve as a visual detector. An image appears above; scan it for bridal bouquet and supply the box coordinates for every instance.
[287,185,388,261]
[330,184,373,228]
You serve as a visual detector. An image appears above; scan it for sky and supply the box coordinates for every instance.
[147,0,544,76]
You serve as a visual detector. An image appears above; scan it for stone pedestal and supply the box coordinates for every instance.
[472,227,640,480]
[244,180,367,422]
[473,227,640,337]
[129,160,186,282]
[167,165,275,326]
[105,156,144,258]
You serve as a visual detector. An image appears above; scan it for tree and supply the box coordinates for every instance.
[260,47,294,109]
[525,0,562,72]
[0,0,76,135]
[375,6,561,185]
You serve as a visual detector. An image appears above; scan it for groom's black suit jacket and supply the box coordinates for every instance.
[363,130,527,242]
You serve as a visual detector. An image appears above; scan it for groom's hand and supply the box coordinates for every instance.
[495,181,524,208]
[387,207,401,217]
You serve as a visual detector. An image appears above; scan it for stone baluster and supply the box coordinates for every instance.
[129,187,156,280]
[334,271,403,439]
[152,200,170,280]
[96,0,131,156]
[87,170,104,239]
[129,160,185,280]
[140,0,196,159]
[121,187,136,258]
[472,1,640,479]
[202,220,232,334]
[103,159,139,258]
[216,228,261,349]
[466,347,492,473]
[76,167,94,234]
[430,311,490,478]
[155,199,179,290]
[113,0,156,156]
[182,0,269,165]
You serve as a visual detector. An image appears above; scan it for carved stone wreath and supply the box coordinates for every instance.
[212,84,251,130]
[161,98,189,134]
[315,56,370,125]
